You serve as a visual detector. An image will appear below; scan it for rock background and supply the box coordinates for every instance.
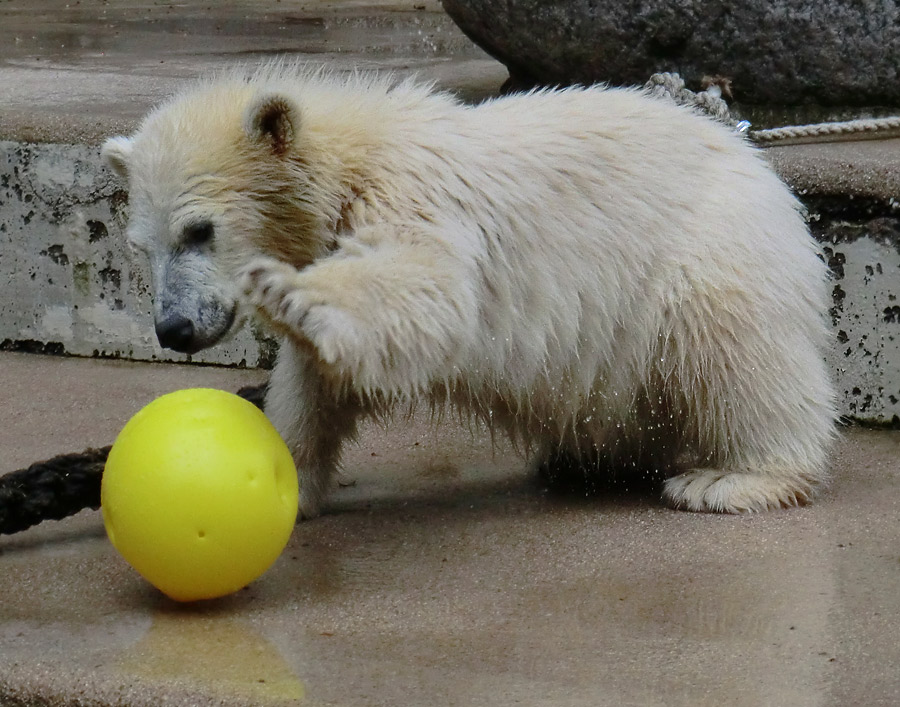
[441,0,900,106]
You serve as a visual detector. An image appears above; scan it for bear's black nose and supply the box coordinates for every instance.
[155,316,196,353]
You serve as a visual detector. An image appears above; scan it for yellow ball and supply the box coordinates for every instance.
[101,388,298,602]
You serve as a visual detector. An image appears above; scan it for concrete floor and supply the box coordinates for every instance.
[1,352,900,707]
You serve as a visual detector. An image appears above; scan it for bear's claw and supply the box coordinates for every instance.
[238,257,313,333]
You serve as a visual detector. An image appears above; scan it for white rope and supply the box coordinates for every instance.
[750,117,900,146]
[644,72,900,147]
[644,73,737,127]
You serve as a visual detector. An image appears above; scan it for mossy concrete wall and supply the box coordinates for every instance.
[816,210,900,424]
[0,141,273,368]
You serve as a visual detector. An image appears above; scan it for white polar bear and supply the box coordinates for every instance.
[102,66,836,518]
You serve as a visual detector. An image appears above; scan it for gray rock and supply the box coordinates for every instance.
[441,0,900,106]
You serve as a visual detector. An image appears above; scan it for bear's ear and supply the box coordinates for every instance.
[244,94,299,156]
[101,136,134,180]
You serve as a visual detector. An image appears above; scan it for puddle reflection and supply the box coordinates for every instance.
[115,613,305,704]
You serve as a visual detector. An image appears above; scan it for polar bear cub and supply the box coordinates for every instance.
[102,66,836,517]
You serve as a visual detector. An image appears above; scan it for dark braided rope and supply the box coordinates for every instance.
[0,383,267,536]
[0,447,110,535]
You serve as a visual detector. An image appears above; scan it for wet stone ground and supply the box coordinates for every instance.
[0,352,899,706]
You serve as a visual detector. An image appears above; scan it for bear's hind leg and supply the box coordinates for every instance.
[660,356,835,513]
[659,290,836,513]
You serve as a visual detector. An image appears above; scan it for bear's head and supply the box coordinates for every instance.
[102,84,340,355]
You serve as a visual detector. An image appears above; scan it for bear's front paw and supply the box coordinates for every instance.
[238,257,315,335]
[237,258,354,366]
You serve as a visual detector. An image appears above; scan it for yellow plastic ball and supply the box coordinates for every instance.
[101,388,298,602]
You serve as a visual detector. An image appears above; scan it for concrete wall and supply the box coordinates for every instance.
[0,140,274,368]
[819,216,900,424]
[1,139,897,423]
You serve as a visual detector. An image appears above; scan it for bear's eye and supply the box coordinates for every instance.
[183,221,214,247]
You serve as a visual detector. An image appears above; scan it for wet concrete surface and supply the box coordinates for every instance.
[1,351,900,706]
[0,0,507,144]
[765,137,900,203]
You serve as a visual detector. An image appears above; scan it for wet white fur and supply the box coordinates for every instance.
[103,66,836,517]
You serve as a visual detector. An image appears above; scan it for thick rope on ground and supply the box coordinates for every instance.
[0,447,109,535]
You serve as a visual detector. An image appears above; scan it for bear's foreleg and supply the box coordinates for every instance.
[239,234,477,399]
[264,340,364,518]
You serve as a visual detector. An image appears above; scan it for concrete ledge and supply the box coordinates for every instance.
[4,136,900,420]
[765,138,900,202]
[0,0,504,144]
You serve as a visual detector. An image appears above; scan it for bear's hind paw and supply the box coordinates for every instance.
[662,467,816,513]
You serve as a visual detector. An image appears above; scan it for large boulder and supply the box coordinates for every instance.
[441,0,900,106]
